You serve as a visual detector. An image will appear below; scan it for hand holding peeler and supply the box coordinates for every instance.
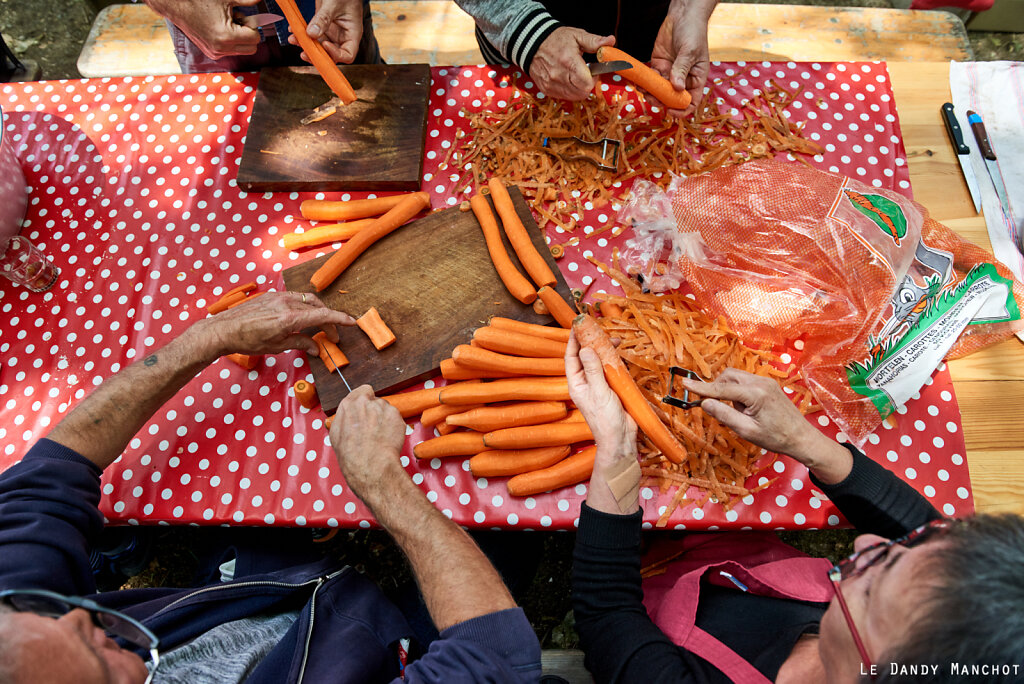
[661,367,703,410]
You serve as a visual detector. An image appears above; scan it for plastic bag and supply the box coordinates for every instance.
[621,159,1024,445]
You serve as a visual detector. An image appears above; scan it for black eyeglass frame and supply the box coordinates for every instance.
[828,518,956,583]
[0,588,160,683]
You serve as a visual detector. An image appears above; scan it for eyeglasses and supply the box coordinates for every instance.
[0,588,160,683]
[827,518,954,676]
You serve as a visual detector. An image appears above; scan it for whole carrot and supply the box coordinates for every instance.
[472,326,567,358]
[281,219,376,251]
[470,193,537,304]
[207,291,247,315]
[469,446,570,478]
[489,316,570,342]
[413,432,486,460]
[506,445,597,497]
[421,402,485,429]
[596,46,691,110]
[447,401,568,432]
[381,386,443,418]
[537,286,577,328]
[487,178,557,288]
[483,422,593,450]
[276,0,356,104]
[572,314,688,464]
[440,358,521,381]
[452,344,565,376]
[301,194,414,222]
[310,191,431,292]
[439,377,570,405]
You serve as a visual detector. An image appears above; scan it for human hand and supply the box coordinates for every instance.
[288,0,363,63]
[683,368,852,483]
[145,0,263,60]
[329,385,408,502]
[650,0,717,116]
[529,27,616,101]
[199,291,356,359]
[566,330,639,514]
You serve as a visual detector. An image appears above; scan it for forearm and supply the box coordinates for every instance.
[456,0,560,71]
[46,320,219,470]
[668,0,719,24]
[367,475,516,631]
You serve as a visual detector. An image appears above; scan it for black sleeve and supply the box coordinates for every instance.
[571,504,701,684]
[812,444,941,538]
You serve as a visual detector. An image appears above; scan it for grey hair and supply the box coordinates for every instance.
[872,514,1024,683]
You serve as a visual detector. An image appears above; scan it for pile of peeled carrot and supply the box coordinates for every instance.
[586,252,819,525]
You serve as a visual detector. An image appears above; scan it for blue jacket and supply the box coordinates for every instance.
[0,439,542,683]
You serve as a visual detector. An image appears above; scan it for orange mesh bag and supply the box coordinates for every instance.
[622,159,1024,445]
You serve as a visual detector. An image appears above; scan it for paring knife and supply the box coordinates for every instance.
[589,60,632,76]
[235,12,285,28]
[940,103,982,215]
[967,110,1014,221]
[321,345,353,393]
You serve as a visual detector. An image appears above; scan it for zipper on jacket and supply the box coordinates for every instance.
[297,568,348,684]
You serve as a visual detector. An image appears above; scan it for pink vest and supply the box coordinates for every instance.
[641,533,835,683]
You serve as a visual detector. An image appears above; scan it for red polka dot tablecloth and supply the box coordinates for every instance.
[0,63,973,531]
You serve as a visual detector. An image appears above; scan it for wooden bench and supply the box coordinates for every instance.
[77,1,971,78]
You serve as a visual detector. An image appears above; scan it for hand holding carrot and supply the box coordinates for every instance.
[683,369,853,484]
[650,0,717,116]
[530,27,615,101]
[289,0,364,64]
[329,385,408,500]
[203,291,356,357]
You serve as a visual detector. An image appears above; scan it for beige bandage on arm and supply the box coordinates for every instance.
[602,456,641,512]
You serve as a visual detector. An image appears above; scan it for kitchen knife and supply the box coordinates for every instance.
[967,110,1014,220]
[589,60,633,76]
[233,12,285,28]
[321,345,353,393]
[940,103,982,214]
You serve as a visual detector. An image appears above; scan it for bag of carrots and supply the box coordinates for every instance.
[622,159,1024,445]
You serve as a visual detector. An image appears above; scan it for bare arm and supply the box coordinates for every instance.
[330,387,515,630]
[47,292,356,471]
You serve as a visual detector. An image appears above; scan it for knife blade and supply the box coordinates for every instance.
[321,346,353,393]
[589,60,633,76]
[940,103,982,214]
[967,110,1013,218]
[234,12,285,28]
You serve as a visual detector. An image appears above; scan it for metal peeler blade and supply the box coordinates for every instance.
[661,366,703,410]
[541,135,620,172]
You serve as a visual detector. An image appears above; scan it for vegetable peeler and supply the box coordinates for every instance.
[541,135,620,172]
[661,367,703,409]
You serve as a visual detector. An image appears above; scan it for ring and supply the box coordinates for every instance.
[301,293,307,304]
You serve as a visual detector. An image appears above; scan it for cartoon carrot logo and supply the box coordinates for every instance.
[844,189,908,245]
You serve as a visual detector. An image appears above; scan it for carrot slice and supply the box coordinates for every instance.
[451,344,565,376]
[596,46,691,110]
[506,445,597,496]
[276,0,357,104]
[483,422,593,450]
[413,432,486,460]
[470,193,537,304]
[312,331,349,372]
[294,379,319,409]
[469,446,570,478]
[487,178,557,288]
[356,307,396,350]
[447,401,568,432]
[537,286,577,328]
[300,194,414,222]
[310,191,431,292]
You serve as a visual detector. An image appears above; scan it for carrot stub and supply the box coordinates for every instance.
[275,0,357,104]
[469,446,571,478]
[487,178,557,288]
[310,191,431,292]
[596,46,692,110]
[451,344,565,376]
[447,401,568,432]
[506,445,597,497]
[294,380,319,409]
[312,331,349,371]
[483,422,593,450]
[572,314,688,464]
[413,432,486,460]
[356,307,396,350]
[226,353,258,370]
[300,194,413,222]
[472,326,567,358]
[470,193,537,304]
[537,286,577,328]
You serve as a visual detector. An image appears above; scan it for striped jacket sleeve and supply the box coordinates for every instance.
[455,0,563,73]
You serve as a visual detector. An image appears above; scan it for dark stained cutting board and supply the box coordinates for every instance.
[282,187,574,412]
[237,64,430,192]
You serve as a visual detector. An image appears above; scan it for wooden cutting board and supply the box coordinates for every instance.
[282,187,574,412]
[237,64,430,192]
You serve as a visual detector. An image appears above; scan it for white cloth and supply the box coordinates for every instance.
[949,60,1024,342]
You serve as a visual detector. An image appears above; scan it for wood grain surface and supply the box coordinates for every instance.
[282,186,574,412]
[237,64,430,192]
[888,62,1024,515]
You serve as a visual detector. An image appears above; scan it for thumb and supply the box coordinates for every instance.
[283,333,320,356]
[578,347,607,385]
[669,52,695,91]
[576,31,615,55]
[306,0,342,39]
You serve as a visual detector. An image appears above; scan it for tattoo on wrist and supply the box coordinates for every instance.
[143,354,158,367]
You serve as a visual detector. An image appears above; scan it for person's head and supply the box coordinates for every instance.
[819,514,1024,683]
[0,592,153,684]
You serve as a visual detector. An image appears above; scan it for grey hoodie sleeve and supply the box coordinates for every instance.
[455,0,563,73]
